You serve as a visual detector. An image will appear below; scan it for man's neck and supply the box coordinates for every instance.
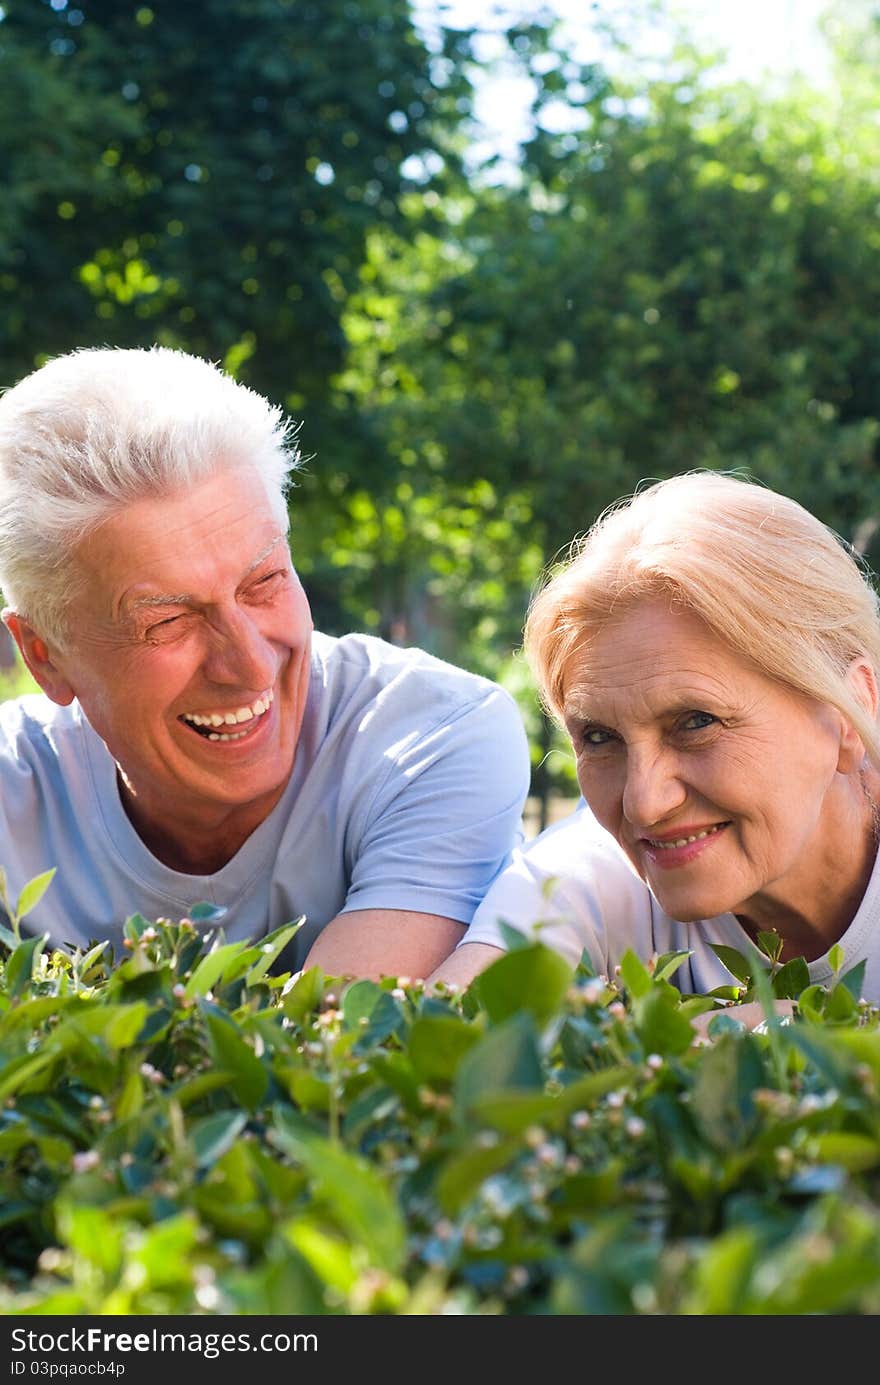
[115,767,286,875]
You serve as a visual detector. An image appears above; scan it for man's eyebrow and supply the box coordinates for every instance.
[126,537,286,613]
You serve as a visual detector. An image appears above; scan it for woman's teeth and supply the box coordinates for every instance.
[648,824,725,849]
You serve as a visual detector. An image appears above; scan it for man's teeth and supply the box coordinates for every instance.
[648,824,725,849]
[181,690,274,740]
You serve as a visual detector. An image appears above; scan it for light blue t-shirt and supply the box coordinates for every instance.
[0,631,530,966]
[462,805,880,1003]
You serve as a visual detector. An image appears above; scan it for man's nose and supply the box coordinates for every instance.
[204,609,276,690]
[621,746,687,828]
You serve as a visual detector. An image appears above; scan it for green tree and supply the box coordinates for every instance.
[0,0,472,453]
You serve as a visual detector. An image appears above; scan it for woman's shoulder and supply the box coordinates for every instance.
[516,803,645,887]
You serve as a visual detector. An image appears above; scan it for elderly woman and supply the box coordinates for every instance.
[430,472,880,1007]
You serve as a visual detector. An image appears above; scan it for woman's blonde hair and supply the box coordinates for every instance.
[524,471,880,764]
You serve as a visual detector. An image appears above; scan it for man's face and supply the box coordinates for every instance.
[47,467,312,851]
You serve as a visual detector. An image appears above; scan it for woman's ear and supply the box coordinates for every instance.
[2,610,75,706]
[837,656,879,773]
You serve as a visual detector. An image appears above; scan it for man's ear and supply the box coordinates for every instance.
[837,655,879,774]
[2,610,75,706]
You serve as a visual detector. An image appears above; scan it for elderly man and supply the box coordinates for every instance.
[0,346,529,978]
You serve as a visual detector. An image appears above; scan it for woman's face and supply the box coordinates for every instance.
[561,600,861,925]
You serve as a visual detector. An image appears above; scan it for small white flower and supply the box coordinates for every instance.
[72,1150,100,1174]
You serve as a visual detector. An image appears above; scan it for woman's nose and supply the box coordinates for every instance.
[621,747,687,828]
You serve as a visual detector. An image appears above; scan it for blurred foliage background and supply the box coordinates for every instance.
[1,0,880,815]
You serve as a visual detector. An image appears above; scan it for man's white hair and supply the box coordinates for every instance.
[0,346,301,647]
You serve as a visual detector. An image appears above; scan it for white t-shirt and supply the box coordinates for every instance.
[1,631,530,965]
[462,804,880,1003]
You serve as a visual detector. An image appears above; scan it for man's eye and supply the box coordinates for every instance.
[147,614,185,636]
[252,570,285,592]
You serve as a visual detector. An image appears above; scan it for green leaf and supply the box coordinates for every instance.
[827,942,846,974]
[689,1032,766,1152]
[0,1049,56,1102]
[472,942,573,1025]
[472,1067,632,1134]
[204,1010,268,1110]
[341,978,383,1029]
[772,956,810,999]
[271,1119,406,1272]
[6,932,48,998]
[188,901,227,922]
[115,1067,144,1122]
[810,1132,880,1173]
[246,920,303,986]
[453,1012,544,1118]
[652,949,693,984]
[709,944,754,985]
[73,1002,150,1050]
[825,982,859,1022]
[838,958,867,1002]
[634,985,695,1056]
[408,1014,481,1083]
[57,1203,124,1277]
[14,868,56,922]
[756,930,784,964]
[184,941,250,999]
[436,1136,522,1213]
[351,991,405,1051]
[618,948,653,999]
[284,1218,360,1293]
[281,966,325,1023]
[190,1110,249,1168]
[684,1226,758,1313]
[497,920,531,951]
[132,1214,201,1287]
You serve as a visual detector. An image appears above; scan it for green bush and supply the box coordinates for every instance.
[1,890,879,1316]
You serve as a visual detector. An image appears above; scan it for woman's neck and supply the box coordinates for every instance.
[736,766,880,962]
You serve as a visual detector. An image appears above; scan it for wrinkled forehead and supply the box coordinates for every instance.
[559,600,744,716]
[66,471,289,616]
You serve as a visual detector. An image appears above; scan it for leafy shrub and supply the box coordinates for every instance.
[1,894,879,1316]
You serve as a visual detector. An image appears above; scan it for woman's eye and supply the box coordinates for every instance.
[680,710,717,732]
[581,726,615,748]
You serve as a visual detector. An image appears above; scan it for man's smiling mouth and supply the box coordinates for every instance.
[179,688,274,741]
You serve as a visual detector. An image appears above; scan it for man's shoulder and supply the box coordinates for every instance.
[312,630,506,716]
[0,693,82,755]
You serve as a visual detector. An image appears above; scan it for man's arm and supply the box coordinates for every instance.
[300,682,530,980]
[302,908,468,982]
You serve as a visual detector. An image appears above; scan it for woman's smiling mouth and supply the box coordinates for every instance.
[640,821,731,868]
